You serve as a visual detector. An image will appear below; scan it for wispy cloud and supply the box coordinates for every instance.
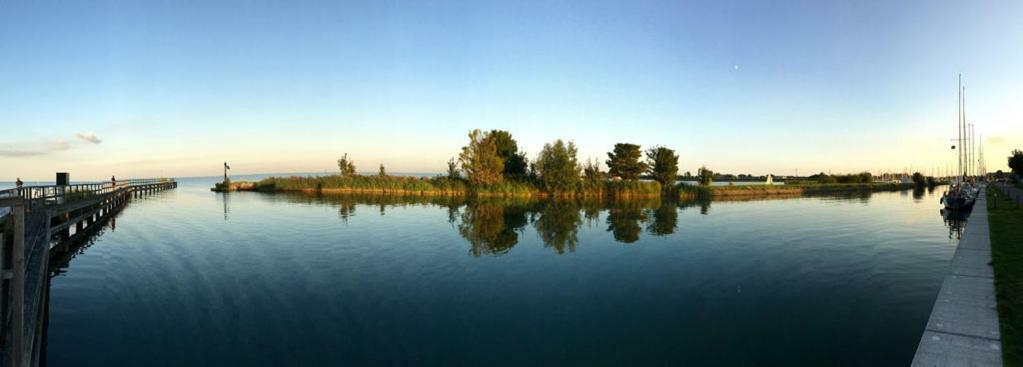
[0,139,70,157]
[74,132,102,144]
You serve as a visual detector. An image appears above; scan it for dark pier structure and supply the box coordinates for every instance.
[0,175,177,367]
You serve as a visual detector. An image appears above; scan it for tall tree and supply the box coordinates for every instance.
[582,159,606,187]
[645,146,679,188]
[447,158,461,179]
[535,139,581,194]
[697,165,714,186]
[486,130,528,178]
[337,153,356,177]
[378,164,386,177]
[606,143,648,179]
[459,129,504,185]
[1009,149,1023,176]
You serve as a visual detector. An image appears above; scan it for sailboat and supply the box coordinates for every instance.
[941,74,977,211]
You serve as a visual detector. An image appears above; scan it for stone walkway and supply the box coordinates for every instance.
[913,189,1003,366]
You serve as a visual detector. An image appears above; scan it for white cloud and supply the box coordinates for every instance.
[74,132,102,144]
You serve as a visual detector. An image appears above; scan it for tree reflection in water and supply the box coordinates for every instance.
[646,201,678,236]
[534,200,582,254]
[458,201,530,256]
[272,192,721,254]
[605,200,650,244]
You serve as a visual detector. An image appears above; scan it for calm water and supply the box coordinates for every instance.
[46,178,958,366]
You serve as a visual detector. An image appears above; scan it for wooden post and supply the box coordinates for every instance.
[11,204,25,367]
[0,226,5,345]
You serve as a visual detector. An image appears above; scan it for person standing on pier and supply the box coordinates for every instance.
[15,177,23,195]
[111,175,116,188]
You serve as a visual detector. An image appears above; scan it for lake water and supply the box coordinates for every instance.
[45,177,958,366]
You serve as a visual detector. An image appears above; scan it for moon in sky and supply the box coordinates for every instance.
[734,65,740,71]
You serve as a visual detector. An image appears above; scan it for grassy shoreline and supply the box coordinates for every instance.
[678,182,919,199]
[215,175,921,200]
[214,175,665,198]
[988,186,1023,366]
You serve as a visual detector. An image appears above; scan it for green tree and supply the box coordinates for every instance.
[582,159,605,189]
[645,146,679,189]
[911,172,926,187]
[459,129,505,185]
[1009,149,1023,176]
[447,158,461,180]
[337,153,356,177]
[606,143,648,180]
[697,165,714,186]
[535,139,581,194]
[378,164,386,177]
[486,130,528,178]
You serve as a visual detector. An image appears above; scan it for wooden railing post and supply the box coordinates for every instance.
[10,203,25,367]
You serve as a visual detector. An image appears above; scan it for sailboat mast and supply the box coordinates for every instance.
[979,133,984,177]
[957,74,963,180]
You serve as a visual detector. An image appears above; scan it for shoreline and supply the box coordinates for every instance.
[214,179,925,200]
[705,182,921,197]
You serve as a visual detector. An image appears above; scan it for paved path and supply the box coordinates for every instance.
[913,188,1003,366]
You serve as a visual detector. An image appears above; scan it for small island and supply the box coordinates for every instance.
[213,129,933,200]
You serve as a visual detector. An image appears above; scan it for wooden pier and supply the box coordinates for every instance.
[0,178,177,367]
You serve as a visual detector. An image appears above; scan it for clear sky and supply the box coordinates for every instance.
[2,0,1021,180]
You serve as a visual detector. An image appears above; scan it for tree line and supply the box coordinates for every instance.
[337,129,704,196]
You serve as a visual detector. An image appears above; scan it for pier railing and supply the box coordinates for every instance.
[0,178,176,209]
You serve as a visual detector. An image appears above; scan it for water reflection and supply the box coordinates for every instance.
[606,200,649,244]
[459,201,531,256]
[267,188,947,257]
[534,201,582,254]
[940,208,968,240]
[44,181,961,366]
[647,202,678,236]
[273,193,706,252]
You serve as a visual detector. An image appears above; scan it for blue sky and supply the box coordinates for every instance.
[2,0,1021,180]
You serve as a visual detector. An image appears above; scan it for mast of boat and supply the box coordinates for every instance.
[957,74,964,182]
[970,124,975,178]
[973,133,982,179]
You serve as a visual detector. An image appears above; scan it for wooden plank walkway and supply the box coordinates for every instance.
[913,187,1003,366]
[0,178,177,367]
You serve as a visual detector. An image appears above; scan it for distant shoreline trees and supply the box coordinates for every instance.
[310,130,905,198]
[911,172,926,187]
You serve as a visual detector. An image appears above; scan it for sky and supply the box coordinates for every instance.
[2,0,1022,181]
